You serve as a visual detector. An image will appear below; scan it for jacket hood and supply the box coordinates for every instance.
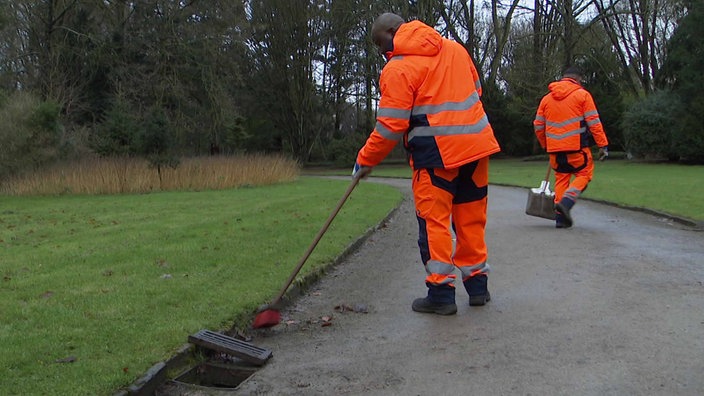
[548,78,582,101]
[548,78,582,100]
[391,20,442,57]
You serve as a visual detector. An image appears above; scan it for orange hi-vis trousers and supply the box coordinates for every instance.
[412,157,490,291]
[550,147,594,204]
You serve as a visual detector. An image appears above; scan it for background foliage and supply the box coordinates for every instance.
[0,0,701,182]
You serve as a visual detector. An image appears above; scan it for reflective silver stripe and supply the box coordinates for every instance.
[459,262,490,278]
[408,115,489,140]
[546,115,584,128]
[426,260,455,275]
[566,187,582,199]
[586,118,601,127]
[475,79,482,92]
[411,92,480,115]
[535,115,545,122]
[378,107,411,120]
[585,110,599,117]
[375,122,404,141]
[534,125,544,132]
[546,127,586,140]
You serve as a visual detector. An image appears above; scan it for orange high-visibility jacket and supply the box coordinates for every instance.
[356,20,500,170]
[533,78,608,153]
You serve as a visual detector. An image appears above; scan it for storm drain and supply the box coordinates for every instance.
[173,361,257,389]
[188,329,272,366]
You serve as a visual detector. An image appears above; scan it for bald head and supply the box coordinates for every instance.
[563,65,583,83]
[371,13,404,49]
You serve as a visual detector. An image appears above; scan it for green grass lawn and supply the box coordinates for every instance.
[327,158,704,222]
[492,159,704,222]
[0,177,402,395]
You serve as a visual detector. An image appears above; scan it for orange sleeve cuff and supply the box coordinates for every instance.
[356,131,399,167]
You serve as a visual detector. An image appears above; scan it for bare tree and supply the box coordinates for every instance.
[438,1,523,91]
[592,0,685,95]
[244,0,330,161]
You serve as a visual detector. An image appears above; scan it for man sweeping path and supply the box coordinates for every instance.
[353,13,500,315]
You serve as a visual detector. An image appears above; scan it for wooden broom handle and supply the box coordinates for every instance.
[541,162,552,193]
[544,162,552,182]
[271,173,364,304]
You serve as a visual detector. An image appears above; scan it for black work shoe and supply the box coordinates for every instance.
[469,291,491,306]
[555,202,573,228]
[412,297,457,315]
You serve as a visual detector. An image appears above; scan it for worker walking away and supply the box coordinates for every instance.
[533,66,609,228]
[353,13,501,315]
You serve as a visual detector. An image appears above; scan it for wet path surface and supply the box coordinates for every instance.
[165,178,704,396]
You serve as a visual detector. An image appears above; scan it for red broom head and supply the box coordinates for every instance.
[252,309,281,329]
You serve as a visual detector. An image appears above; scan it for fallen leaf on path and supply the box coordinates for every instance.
[234,331,252,342]
[320,315,333,327]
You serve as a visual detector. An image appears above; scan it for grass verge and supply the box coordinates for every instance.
[490,159,704,222]
[0,177,402,395]
[312,158,704,222]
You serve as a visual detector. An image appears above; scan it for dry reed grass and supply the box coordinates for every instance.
[0,154,300,195]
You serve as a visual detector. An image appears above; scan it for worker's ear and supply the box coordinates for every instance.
[379,30,395,56]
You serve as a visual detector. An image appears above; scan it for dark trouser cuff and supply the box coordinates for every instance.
[426,283,456,304]
[462,274,488,297]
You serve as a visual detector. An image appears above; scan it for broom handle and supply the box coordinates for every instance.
[271,172,364,305]
[541,162,551,193]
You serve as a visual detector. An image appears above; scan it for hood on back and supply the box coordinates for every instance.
[548,78,582,101]
[391,20,442,57]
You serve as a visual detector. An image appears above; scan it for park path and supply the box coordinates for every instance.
[166,178,704,396]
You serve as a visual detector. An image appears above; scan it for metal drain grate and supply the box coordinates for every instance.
[188,330,272,366]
